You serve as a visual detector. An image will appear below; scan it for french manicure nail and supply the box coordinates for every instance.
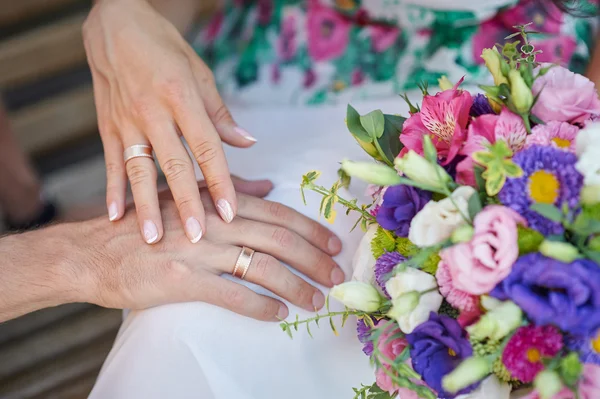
[108,202,119,221]
[185,217,203,243]
[277,305,289,320]
[328,236,342,254]
[143,220,159,244]
[234,126,257,142]
[312,291,325,310]
[216,199,234,223]
[330,268,345,285]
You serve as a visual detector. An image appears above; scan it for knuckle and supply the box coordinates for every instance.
[163,259,191,283]
[260,303,276,320]
[160,78,187,105]
[266,201,290,222]
[199,70,215,86]
[127,163,154,187]
[211,104,232,124]
[191,141,219,167]
[253,254,274,280]
[131,98,154,121]
[161,157,191,182]
[293,283,313,305]
[105,160,123,176]
[174,194,195,213]
[224,288,245,309]
[310,223,328,244]
[135,202,154,216]
[271,227,294,250]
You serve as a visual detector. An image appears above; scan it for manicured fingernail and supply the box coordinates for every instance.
[328,236,342,253]
[108,202,119,221]
[185,217,203,243]
[143,220,159,244]
[234,126,257,142]
[277,305,289,320]
[312,291,325,310]
[331,268,345,285]
[216,199,234,223]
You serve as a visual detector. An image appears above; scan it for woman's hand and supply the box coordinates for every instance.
[69,191,345,321]
[83,0,255,244]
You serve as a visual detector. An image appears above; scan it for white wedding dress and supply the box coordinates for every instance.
[89,98,410,399]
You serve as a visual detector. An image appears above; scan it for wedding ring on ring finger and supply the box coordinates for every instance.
[124,144,154,164]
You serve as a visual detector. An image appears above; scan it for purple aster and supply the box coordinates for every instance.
[566,331,600,365]
[406,312,478,398]
[498,145,583,235]
[374,251,406,298]
[376,185,431,237]
[491,253,600,336]
[470,94,495,117]
[357,316,379,356]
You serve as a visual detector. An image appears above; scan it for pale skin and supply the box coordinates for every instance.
[0,183,345,323]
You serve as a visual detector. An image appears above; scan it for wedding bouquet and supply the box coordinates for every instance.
[280,26,600,399]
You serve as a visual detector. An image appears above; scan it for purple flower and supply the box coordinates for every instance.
[357,316,379,356]
[491,253,600,336]
[376,185,431,237]
[407,312,477,398]
[374,251,406,297]
[470,94,495,117]
[498,145,582,235]
[566,332,600,365]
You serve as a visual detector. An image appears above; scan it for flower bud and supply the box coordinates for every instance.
[539,240,580,263]
[508,70,533,114]
[534,370,563,399]
[394,150,452,192]
[481,48,509,86]
[438,76,454,91]
[467,301,523,341]
[581,185,600,205]
[388,291,420,320]
[442,356,490,394]
[341,160,402,187]
[451,225,474,243]
[329,282,383,312]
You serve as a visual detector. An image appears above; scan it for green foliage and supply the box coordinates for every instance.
[492,356,519,384]
[352,383,395,399]
[472,140,523,196]
[559,352,583,387]
[438,300,460,319]
[583,203,600,221]
[517,225,545,254]
[420,252,441,275]
[530,203,563,223]
[470,336,502,358]
[395,237,420,258]
[372,227,397,259]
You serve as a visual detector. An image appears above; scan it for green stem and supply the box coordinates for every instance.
[310,185,376,222]
[281,309,367,329]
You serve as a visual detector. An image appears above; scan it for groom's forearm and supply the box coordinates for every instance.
[0,224,85,322]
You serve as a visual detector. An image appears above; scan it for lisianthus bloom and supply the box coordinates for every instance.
[498,145,582,236]
[575,122,600,157]
[436,257,480,313]
[400,83,473,165]
[575,123,600,187]
[470,94,495,117]
[373,323,414,395]
[330,282,382,312]
[408,186,476,247]
[356,316,379,356]
[376,185,431,237]
[502,325,563,383]
[440,205,525,296]
[385,267,443,333]
[407,312,477,398]
[456,109,527,186]
[454,375,510,399]
[522,364,600,399]
[565,329,600,365]
[374,251,405,297]
[532,65,600,123]
[491,253,600,336]
[525,121,579,153]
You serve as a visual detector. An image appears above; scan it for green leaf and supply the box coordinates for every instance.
[338,168,351,189]
[583,249,600,264]
[517,225,545,254]
[530,203,563,223]
[485,169,507,197]
[502,160,523,177]
[423,135,438,163]
[467,192,483,220]
[376,114,406,163]
[473,152,495,165]
[569,213,600,236]
[360,110,385,139]
[346,105,371,142]
[474,165,486,193]
[372,227,397,259]
[530,114,545,125]
[559,352,583,387]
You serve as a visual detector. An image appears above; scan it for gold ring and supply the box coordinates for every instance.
[123,144,154,164]
[232,246,255,280]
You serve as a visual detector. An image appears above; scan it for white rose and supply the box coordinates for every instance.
[351,224,378,284]
[408,186,476,247]
[576,147,600,186]
[385,267,443,333]
[575,122,600,157]
[455,376,511,399]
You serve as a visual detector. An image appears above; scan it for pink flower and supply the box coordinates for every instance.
[502,325,563,383]
[534,36,577,66]
[373,324,416,396]
[436,258,480,313]
[440,205,526,295]
[498,0,563,35]
[277,14,298,62]
[203,12,224,42]
[307,4,351,62]
[532,66,600,124]
[525,121,579,153]
[523,364,600,399]
[456,109,527,186]
[371,25,400,53]
[472,20,508,64]
[400,83,473,165]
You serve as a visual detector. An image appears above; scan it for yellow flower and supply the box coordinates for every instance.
[481,48,508,86]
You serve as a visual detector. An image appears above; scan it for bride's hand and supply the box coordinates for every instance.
[72,191,345,321]
[83,0,255,245]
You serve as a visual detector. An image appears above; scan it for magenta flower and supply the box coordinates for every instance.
[525,121,579,153]
[436,258,480,313]
[502,325,564,383]
[370,25,400,53]
[277,14,298,62]
[456,109,527,186]
[532,66,600,124]
[534,36,577,67]
[400,84,473,165]
[307,3,351,62]
[373,323,417,395]
[497,0,563,34]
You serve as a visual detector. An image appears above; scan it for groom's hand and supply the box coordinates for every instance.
[67,192,344,321]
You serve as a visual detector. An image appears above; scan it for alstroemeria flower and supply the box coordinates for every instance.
[400,83,473,165]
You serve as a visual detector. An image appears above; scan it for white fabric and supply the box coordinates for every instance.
[89,97,421,399]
